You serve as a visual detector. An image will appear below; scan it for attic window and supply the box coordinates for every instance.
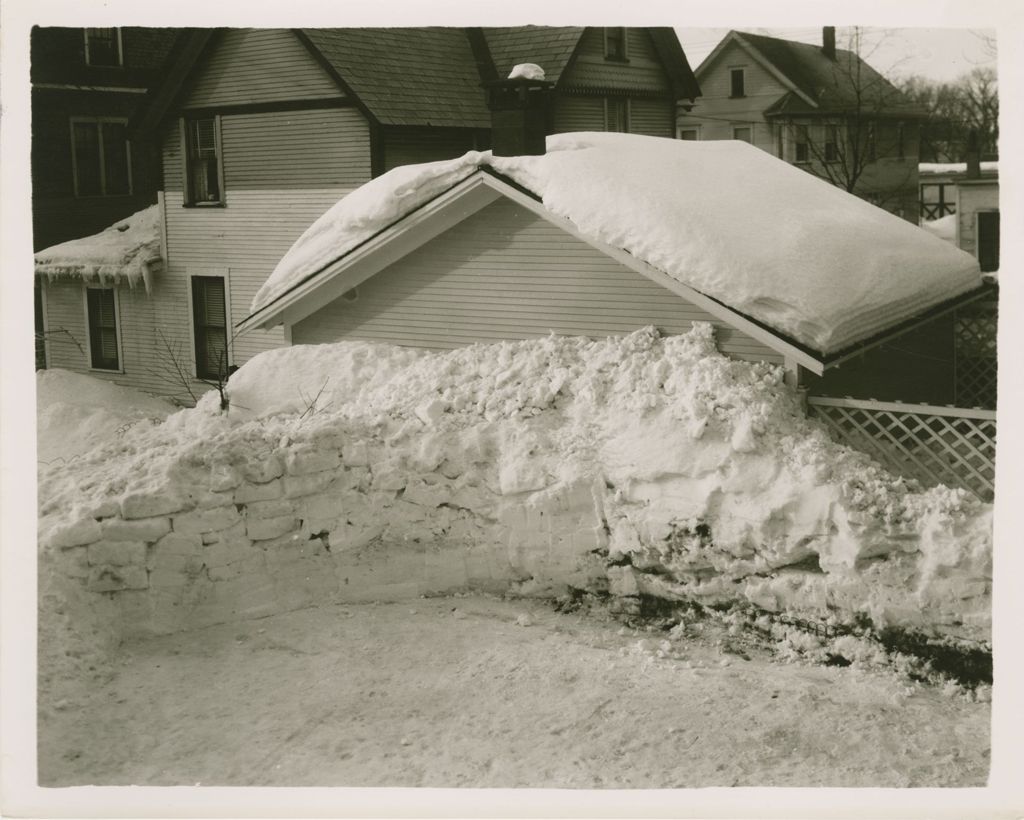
[730,68,745,98]
[604,28,628,61]
[184,116,223,206]
[84,28,122,67]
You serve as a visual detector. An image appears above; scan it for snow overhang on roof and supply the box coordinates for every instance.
[238,133,984,374]
[34,205,163,292]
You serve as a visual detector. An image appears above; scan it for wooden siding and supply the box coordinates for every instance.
[184,28,342,109]
[562,28,671,94]
[957,182,999,259]
[678,41,787,155]
[383,127,481,172]
[292,198,783,364]
[553,94,674,137]
[162,106,372,369]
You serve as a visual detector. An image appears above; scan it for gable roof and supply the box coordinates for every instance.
[700,30,926,118]
[238,133,984,372]
[132,26,699,136]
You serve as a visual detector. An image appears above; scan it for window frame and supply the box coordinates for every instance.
[83,285,123,372]
[83,28,124,67]
[732,125,752,144]
[187,270,232,381]
[677,126,701,141]
[824,125,839,163]
[792,124,810,164]
[729,67,746,98]
[181,115,226,207]
[604,97,631,133]
[69,116,133,198]
[603,27,628,62]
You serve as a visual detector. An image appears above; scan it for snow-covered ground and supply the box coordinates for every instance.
[36,369,175,464]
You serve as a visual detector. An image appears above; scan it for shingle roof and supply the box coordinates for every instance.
[484,27,585,85]
[733,31,927,118]
[301,28,491,128]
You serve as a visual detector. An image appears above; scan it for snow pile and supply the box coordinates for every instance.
[34,205,163,290]
[919,161,998,175]
[37,370,175,464]
[38,327,991,640]
[508,63,545,80]
[252,133,983,355]
[921,214,957,244]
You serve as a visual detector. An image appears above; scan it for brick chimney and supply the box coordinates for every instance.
[965,129,981,179]
[822,27,836,60]
[485,65,554,157]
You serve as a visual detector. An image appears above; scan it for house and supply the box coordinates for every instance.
[676,28,927,221]
[31,26,183,368]
[34,26,699,399]
[237,129,985,401]
[920,160,999,273]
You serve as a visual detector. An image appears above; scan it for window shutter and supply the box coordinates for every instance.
[87,288,119,370]
[192,277,228,379]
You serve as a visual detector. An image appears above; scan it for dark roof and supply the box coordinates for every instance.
[301,28,491,128]
[485,26,585,86]
[133,27,700,136]
[733,31,927,118]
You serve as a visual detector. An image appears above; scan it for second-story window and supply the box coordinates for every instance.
[824,125,839,162]
[184,116,223,205]
[84,28,122,67]
[604,28,627,61]
[730,68,746,98]
[71,118,131,197]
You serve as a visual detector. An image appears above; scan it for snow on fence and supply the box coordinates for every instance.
[806,397,996,500]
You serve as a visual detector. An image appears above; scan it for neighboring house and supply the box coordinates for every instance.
[677,28,926,221]
[920,160,999,272]
[31,26,183,369]
[35,26,698,398]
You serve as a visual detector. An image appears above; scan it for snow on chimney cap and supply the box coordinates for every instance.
[508,63,546,81]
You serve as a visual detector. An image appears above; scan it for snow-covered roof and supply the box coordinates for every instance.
[919,161,999,176]
[249,133,983,358]
[34,205,162,290]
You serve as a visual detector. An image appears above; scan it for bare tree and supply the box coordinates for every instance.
[776,27,921,214]
[899,67,998,162]
[147,329,235,411]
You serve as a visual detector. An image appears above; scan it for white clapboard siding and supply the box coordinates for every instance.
[564,28,671,93]
[292,198,783,364]
[161,106,372,374]
[553,95,606,133]
[384,129,481,172]
[184,28,342,108]
[629,97,675,138]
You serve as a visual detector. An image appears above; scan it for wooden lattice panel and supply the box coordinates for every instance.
[807,397,996,500]
[954,304,998,410]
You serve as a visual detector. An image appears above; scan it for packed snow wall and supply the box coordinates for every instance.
[38,327,992,647]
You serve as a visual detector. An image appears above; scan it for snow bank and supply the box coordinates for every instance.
[921,214,957,244]
[919,161,998,175]
[34,205,162,290]
[36,370,176,464]
[38,328,991,642]
[253,133,982,356]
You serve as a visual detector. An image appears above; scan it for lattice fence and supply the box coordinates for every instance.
[807,397,996,500]
[954,301,998,410]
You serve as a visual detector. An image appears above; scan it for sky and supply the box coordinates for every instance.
[676,26,998,83]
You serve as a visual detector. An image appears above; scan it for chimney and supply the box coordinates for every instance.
[485,64,554,157]
[822,27,836,60]
[965,129,981,179]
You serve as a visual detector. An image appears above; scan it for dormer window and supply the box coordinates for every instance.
[604,28,627,61]
[730,68,746,98]
[84,28,122,67]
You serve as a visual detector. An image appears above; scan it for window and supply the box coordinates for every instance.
[84,28,122,67]
[192,276,229,379]
[977,211,1000,273]
[824,126,839,162]
[678,128,700,141]
[604,28,627,61]
[86,288,120,371]
[70,118,131,197]
[732,126,752,144]
[605,98,629,133]
[730,68,745,98]
[184,117,223,205]
[794,125,809,163]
